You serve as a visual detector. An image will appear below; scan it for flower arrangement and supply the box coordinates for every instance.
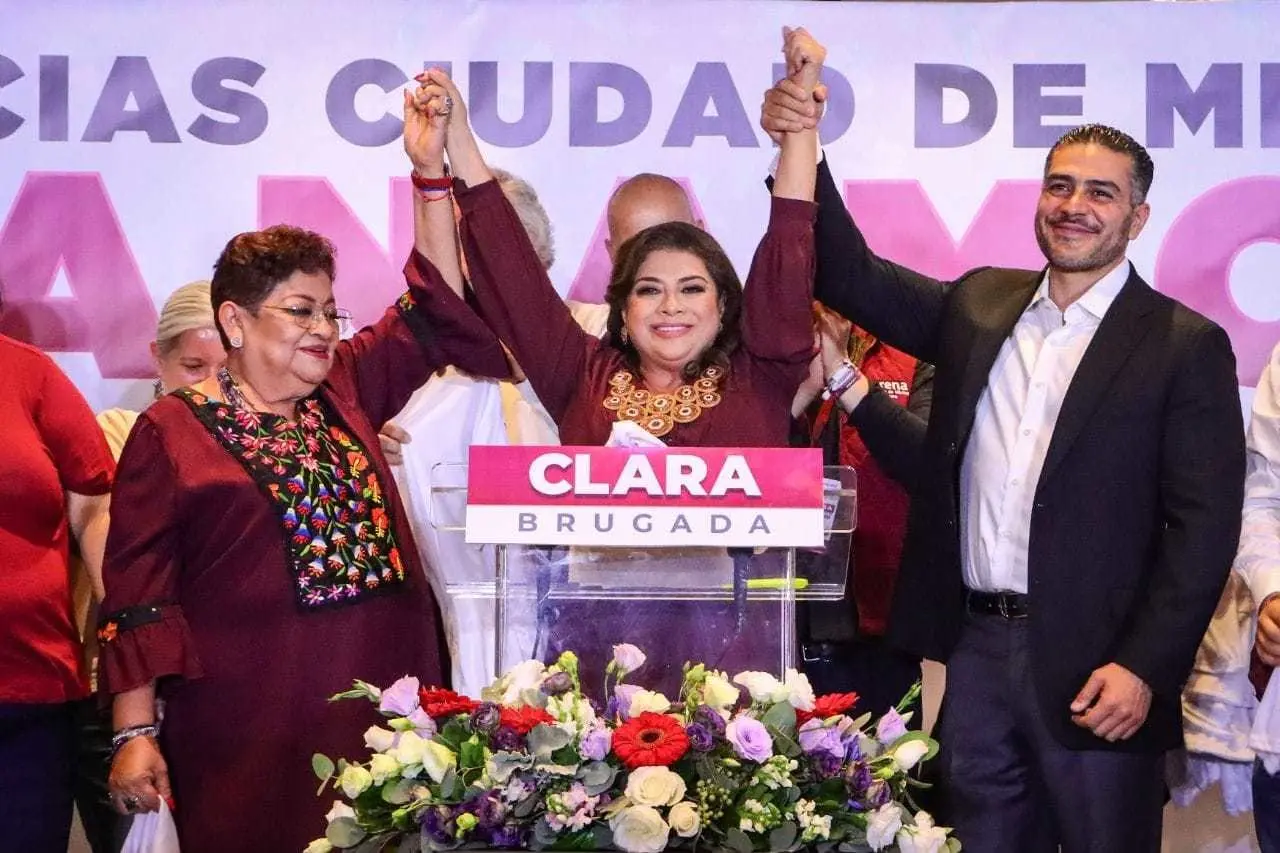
[307,645,958,853]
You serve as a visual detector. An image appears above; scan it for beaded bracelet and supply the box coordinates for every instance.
[111,724,159,757]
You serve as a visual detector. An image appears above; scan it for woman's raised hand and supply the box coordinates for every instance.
[783,26,826,95]
[403,70,452,176]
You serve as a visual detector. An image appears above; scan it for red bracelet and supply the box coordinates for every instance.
[411,171,452,192]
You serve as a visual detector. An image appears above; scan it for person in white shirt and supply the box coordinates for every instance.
[763,68,1246,853]
[1235,340,1280,851]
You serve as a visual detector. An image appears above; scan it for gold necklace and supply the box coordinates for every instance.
[602,365,725,437]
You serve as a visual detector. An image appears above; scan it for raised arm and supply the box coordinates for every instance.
[422,68,599,424]
[761,76,949,363]
[324,78,511,427]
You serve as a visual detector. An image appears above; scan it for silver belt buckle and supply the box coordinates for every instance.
[997,595,1011,619]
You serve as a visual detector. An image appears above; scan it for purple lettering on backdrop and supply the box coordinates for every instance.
[325,58,410,147]
[569,62,651,147]
[1155,177,1280,385]
[188,57,268,145]
[469,61,553,147]
[0,55,23,139]
[1013,64,1085,148]
[39,55,69,141]
[1146,63,1243,148]
[1261,64,1280,148]
[914,64,996,148]
[0,173,156,377]
[81,56,180,143]
[663,62,757,148]
[565,177,711,304]
[770,63,854,146]
[843,180,1044,280]
[259,176,415,328]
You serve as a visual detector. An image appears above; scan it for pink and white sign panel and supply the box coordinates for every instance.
[465,446,824,547]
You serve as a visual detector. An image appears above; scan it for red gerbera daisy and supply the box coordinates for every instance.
[612,712,690,768]
[499,705,555,735]
[419,686,480,719]
[797,692,860,726]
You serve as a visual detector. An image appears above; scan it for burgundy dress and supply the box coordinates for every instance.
[422,179,818,694]
[96,258,509,853]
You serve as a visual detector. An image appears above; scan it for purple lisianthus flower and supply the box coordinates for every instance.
[798,719,845,760]
[613,683,641,718]
[875,707,908,744]
[379,675,421,717]
[603,695,622,721]
[725,716,773,762]
[541,671,573,696]
[491,725,523,751]
[580,726,612,761]
[844,760,872,796]
[810,751,842,779]
[420,805,455,846]
[694,705,727,736]
[686,722,715,752]
[490,823,523,848]
[470,702,502,734]
[406,707,437,736]
[864,779,891,808]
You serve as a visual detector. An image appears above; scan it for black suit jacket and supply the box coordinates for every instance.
[811,159,1245,751]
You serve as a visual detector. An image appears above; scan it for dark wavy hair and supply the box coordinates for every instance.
[210,224,336,348]
[604,221,743,381]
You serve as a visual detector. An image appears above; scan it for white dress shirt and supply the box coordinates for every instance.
[1234,340,1280,772]
[960,261,1131,594]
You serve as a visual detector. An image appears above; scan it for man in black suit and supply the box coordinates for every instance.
[762,79,1246,851]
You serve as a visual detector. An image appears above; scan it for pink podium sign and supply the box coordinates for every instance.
[464,446,825,547]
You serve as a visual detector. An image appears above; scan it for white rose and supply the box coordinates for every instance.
[865,802,904,852]
[668,801,701,838]
[421,740,458,784]
[732,671,787,704]
[701,672,740,709]
[324,801,356,823]
[304,840,334,853]
[612,643,647,675]
[609,805,671,853]
[363,725,398,753]
[897,814,949,853]
[338,764,373,798]
[625,766,687,807]
[628,689,673,716]
[389,730,426,767]
[891,739,930,773]
[783,668,816,712]
[369,752,401,785]
[499,659,548,705]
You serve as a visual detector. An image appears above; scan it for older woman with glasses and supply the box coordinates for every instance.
[96,158,510,849]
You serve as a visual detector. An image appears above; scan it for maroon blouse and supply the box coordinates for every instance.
[96,258,508,853]
[439,179,817,447]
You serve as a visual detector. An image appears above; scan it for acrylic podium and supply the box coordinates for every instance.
[427,446,856,697]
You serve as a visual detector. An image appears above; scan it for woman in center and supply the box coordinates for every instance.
[414,34,823,689]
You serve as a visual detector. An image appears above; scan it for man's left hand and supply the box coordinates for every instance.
[1069,662,1152,742]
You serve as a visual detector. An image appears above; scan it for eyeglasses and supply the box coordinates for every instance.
[260,304,353,336]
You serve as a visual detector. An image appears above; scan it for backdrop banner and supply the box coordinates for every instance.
[2,0,1277,411]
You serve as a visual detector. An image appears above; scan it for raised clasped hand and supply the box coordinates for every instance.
[760,28,828,144]
[403,67,459,175]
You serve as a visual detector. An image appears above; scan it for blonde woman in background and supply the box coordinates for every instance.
[71,281,224,853]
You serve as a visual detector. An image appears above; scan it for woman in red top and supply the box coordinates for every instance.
[0,320,114,853]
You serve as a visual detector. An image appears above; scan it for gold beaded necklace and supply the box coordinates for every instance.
[602,365,725,438]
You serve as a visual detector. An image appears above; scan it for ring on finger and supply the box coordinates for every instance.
[439,95,454,115]
[123,794,140,811]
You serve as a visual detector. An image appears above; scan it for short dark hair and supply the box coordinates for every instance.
[1046,124,1154,205]
[210,225,336,348]
[604,221,742,381]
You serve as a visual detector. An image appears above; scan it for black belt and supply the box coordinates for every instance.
[966,589,1029,619]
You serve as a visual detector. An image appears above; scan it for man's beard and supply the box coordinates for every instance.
[1035,210,1133,273]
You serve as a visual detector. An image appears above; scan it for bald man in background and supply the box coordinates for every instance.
[604,172,705,260]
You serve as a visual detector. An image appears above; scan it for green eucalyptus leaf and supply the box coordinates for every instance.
[326,816,368,848]
[579,760,619,796]
[769,821,798,852]
[762,702,797,733]
[727,827,756,853]
[528,723,573,759]
[312,753,336,782]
